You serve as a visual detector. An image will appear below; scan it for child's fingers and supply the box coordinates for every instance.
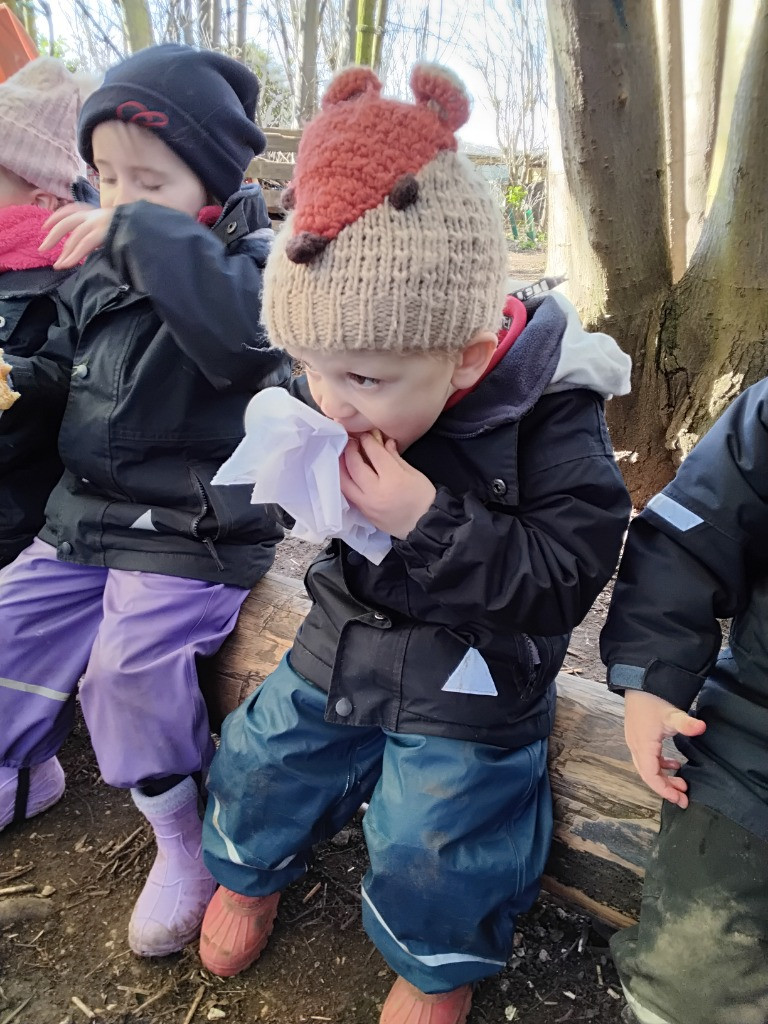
[667,709,707,738]
[339,450,367,507]
[343,438,378,484]
[40,206,94,251]
[357,432,393,471]
[42,201,89,233]
[631,742,690,807]
[54,224,104,269]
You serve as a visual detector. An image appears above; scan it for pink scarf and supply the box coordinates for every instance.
[0,205,64,272]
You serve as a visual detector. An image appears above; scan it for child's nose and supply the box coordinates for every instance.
[114,182,137,206]
[318,388,355,423]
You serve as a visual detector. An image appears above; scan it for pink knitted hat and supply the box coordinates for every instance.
[263,63,507,354]
[0,57,86,199]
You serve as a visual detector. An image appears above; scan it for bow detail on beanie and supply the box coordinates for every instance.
[284,63,471,264]
[116,100,169,129]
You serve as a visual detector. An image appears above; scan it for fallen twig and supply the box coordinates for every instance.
[0,863,33,883]
[181,985,206,1024]
[70,995,96,1020]
[302,881,322,904]
[0,997,32,1024]
[0,884,35,897]
[62,889,110,911]
[129,981,174,1016]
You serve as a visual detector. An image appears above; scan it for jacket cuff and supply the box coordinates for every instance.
[607,659,704,710]
[394,488,464,567]
[6,358,31,390]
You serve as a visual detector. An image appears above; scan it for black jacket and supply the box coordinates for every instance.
[602,378,768,841]
[7,186,291,587]
[289,295,632,749]
[0,179,97,568]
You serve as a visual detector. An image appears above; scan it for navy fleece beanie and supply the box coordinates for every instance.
[78,44,267,202]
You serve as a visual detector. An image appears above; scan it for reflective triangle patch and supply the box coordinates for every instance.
[129,510,157,531]
[441,647,498,696]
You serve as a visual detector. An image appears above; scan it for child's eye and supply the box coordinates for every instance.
[348,373,380,388]
[139,182,163,192]
[99,177,116,186]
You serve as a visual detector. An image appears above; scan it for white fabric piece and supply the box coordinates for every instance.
[647,493,704,532]
[213,388,392,564]
[441,647,498,696]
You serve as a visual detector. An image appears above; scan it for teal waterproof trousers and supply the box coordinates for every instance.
[203,654,553,993]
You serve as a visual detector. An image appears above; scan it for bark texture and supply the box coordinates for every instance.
[660,1,768,461]
[546,0,675,503]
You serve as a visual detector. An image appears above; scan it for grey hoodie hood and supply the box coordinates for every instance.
[436,288,632,439]
[543,290,631,400]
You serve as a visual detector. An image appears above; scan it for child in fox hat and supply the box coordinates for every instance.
[200,64,632,1023]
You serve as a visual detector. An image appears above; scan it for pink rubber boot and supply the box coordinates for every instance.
[380,977,473,1024]
[0,758,65,831]
[129,777,217,957]
[199,887,281,977]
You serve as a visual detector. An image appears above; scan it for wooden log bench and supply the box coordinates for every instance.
[200,573,661,930]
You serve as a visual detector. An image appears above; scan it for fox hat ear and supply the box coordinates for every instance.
[410,63,470,132]
[322,66,382,109]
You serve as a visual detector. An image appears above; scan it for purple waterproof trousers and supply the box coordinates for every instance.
[0,539,248,788]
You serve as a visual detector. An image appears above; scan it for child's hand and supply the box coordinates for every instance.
[624,690,707,808]
[340,432,436,540]
[41,204,116,269]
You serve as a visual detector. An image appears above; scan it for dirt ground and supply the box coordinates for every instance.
[1,250,632,1024]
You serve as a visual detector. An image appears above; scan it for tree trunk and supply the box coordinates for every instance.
[296,0,319,123]
[683,0,729,260]
[655,0,686,281]
[371,0,387,74]
[235,0,246,53]
[200,574,661,927]
[120,0,154,51]
[659,0,768,460]
[198,0,211,45]
[546,0,675,503]
[343,0,357,65]
[212,0,222,47]
[19,0,37,47]
[182,0,195,44]
[355,0,375,65]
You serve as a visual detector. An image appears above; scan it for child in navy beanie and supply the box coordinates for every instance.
[0,44,290,959]
[78,43,267,204]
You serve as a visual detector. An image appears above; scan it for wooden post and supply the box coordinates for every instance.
[201,574,660,927]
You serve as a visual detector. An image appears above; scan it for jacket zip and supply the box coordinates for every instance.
[190,474,224,570]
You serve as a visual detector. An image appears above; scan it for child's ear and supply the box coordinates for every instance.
[31,190,61,212]
[451,331,498,389]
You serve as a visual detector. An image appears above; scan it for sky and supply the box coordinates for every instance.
[43,0,506,147]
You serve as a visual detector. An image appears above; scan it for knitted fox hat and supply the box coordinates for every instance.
[263,64,507,354]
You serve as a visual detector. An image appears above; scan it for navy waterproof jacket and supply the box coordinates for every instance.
[7,186,290,587]
[288,294,632,750]
[0,178,97,568]
[602,378,768,841]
